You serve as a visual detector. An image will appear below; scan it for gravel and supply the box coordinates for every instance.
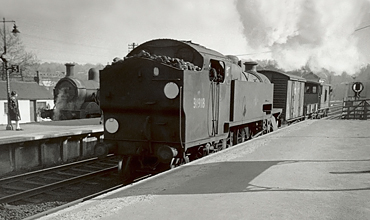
[0,202,66,220]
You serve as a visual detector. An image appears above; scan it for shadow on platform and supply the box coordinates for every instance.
[104,158,370,200]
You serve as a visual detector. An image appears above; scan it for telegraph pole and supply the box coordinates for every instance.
[128,43,137,53]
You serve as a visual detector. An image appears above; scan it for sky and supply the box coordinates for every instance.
[2,0,370,75]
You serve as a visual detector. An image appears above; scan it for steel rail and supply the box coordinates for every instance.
[0,165,117,204]
[0,155,116,183]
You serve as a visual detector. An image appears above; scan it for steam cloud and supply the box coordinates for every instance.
[235,0,370,74]
[53,88,77,120]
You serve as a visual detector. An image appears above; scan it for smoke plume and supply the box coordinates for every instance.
[53,88,77,120]
[235,0,370,74]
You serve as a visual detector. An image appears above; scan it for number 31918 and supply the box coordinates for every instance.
[193,98,205,108]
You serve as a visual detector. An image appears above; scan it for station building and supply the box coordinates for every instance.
[0,81,53,125]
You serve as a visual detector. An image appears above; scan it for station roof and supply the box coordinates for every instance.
[0,81,53,100]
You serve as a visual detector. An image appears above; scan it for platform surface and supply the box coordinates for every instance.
[39,120,370,220]
[0,118,103,145]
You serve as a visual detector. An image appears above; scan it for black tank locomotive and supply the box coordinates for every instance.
[97,39,281,181]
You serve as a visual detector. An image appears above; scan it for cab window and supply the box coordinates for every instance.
[312,86,317,93]
[305,85,317,94]
[209,59,225,83]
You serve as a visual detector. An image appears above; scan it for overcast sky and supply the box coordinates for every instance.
[2,0,370,75]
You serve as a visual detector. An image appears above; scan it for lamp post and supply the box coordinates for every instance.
[1,18,20,130]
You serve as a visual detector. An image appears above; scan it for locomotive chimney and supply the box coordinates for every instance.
[244,61,258,72]
[88,68,99,82]
[65,63,75,77]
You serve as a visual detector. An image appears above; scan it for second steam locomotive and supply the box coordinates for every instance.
[41,63,101,120]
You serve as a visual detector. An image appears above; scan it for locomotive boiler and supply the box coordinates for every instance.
[97,39,281,181]
[41,63,101,120]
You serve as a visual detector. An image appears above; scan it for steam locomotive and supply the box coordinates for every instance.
[96,39,282,181]
[41,63,101,120]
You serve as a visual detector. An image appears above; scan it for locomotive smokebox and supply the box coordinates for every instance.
[156,146,178,163]
[244,61,258,72]
[65,63,75,77]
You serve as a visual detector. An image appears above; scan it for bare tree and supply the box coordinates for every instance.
[1,26,39,81]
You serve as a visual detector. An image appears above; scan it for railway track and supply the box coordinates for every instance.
[0,156,120,204]
[0,155,153,220]
[0,156,128,219]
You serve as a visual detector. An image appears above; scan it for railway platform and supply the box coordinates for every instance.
[0,118,102,144]
[38,119,370,220]
[0,118,103,177]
